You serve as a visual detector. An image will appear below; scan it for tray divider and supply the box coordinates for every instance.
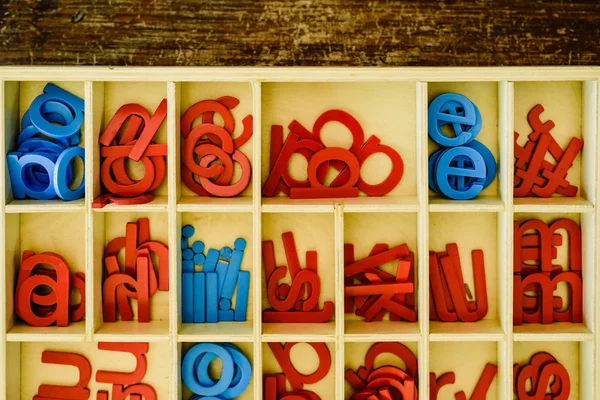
[334,204,345,398]
[0,78,7,400]
[252,80,264,400]
[84,81,95,340]
[581,78,599,399]
[167,80,180,398]
[417,81,430,400]
[498,80,515,400]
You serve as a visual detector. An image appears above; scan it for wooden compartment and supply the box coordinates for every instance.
[179,341,254,400]
[344,341,419,399]
[343,212,420,339]
[261,212,336,340]
[177,211,254,340]
[91,211,171,341]
[90,81,170,211]
[261,82,418,212]
[0,67,598,400]
[8,341,172,399]
[429,341,499,399]
[3,81,86,212]
[263,341,336,399]
[513,341,587,399]
[513,81,597,212]
[428,82,502,209]
[4,212,87,341]
[428,212,503,340]
[176,82,255,211]
[512,212,594,340]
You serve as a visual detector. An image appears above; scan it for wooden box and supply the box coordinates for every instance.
[0,67,598,399]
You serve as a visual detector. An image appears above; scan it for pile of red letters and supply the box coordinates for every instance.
[514,104,583,198]
[513,218,582,325]
[15,251,85,327]
[513,352,570,399]
[33,342,157,400]
[263,109,404,199]
[262,232,334,323]
[181,97,253,197]
[103,218,169,323]
[95,100,168,208]
[430,363,497,400]
[344,243,416,322]
[429,244,488,322]
[345,342,418,400]
[264,342,331,400]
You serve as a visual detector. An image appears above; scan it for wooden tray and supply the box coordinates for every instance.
[0,67,598,399]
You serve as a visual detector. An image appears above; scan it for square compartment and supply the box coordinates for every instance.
[180,341,254,400]
[90,81,169,210]
[92,211,170,340]
[430,341,499,399]
[177,212,254,340]
[512,213,593,339]
[3,81,86,211]
[344,341,419,400]
[261,213,335,339]
[263,341,335,399]
[513,341,585,399]
[513,81,596,210]
[261,82,418,211]
[176,82,255,211]
[343,212,420,339]
[429,213,503,339]
[9,341,172,399]
[5,212,87,340]
[427,82,502,210]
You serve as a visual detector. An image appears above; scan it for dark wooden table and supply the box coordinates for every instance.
[0,0,597,66]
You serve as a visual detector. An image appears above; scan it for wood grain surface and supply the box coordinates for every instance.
[0,0,597,66]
